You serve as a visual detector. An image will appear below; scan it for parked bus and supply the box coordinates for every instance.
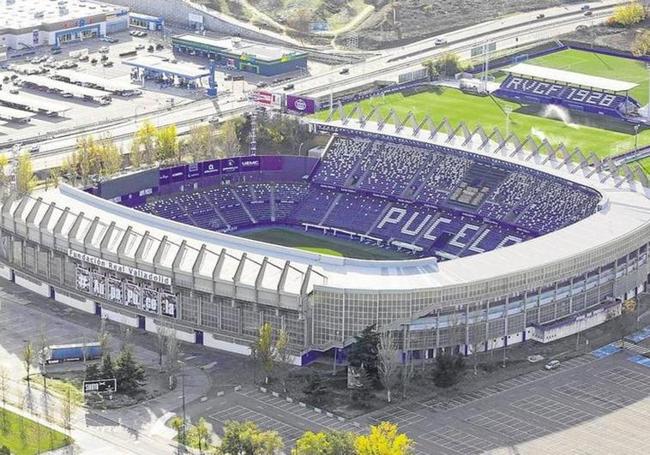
[41,342,102,365]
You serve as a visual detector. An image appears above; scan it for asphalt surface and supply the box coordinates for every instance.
[2,277,650,453]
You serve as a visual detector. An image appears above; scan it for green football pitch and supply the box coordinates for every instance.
[314,49,650,166]
[0,407,71,455]
[237,228,410,260]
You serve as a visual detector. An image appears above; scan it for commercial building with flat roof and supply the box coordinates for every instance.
[0,0,129,50]
[171,34,307,76]
[128,12,164,31]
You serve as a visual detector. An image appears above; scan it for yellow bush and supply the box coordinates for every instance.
[611,1,646,26]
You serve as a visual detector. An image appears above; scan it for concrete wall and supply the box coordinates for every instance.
[105,0,295,46]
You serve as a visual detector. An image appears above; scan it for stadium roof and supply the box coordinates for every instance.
[0,90,71,114]
[14,119,650,297]
[506,63,638,92]
[123,56,210,79]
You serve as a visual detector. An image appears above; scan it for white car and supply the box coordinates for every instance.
[434,38,447,46]
[544,360,561,370]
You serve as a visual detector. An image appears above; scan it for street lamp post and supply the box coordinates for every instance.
[634,124,640,158]
[504,106,513,138]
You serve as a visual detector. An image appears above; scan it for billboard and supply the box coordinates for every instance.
[286,95,316,114]
[221,158,239,174]
[240,156,260,171]
[253,91,283,109]
[202,159,220,176]
[83,379,117,394]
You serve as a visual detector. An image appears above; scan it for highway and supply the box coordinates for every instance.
[26,0,626,171]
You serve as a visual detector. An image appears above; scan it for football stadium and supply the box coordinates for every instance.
[0,46,649,366]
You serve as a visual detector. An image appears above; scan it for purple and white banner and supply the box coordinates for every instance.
[286,95,316,114]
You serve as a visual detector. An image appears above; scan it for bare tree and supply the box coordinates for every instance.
[37,326,49,391]
[23,342,33,383]
[165,324,180,380]
[274,329,291,392]
[119,325,133,351]
[0,367,8,433]
[98,317,111,354]
[156,321,173,370]
[378,330,400,403]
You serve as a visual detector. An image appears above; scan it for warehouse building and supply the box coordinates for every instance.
[128,12,164,31]
[0,0,129,50]
[171,34,307,76]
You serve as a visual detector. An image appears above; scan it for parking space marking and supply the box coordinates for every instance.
[511,395,593,426]
[466,409,553,441]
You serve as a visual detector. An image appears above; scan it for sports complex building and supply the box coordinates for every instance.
[1,107,649,364]
[171,34,307,76]
[0,0,129,49]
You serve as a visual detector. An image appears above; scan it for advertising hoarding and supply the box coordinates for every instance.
[286,95,316,114]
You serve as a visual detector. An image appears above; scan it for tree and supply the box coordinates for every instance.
[378,331,400,403]
[347,324,380,383]
[422,59,438,81]
[156,124,179,163]
[114,346,146,395]
[85,363,101,381]
[432,352,465,388]
[434,52,465,79]
[101,352,115,380]
[218,120,241,157]
[96,135,122,177]
[47,167,61,190]
[187,417,212,454]
[350,365,373,406]
[134,121,158,165]
[61,387,80,435]
[170,415,186,445]
[355,422,413,455]
[0,154,9,188]
[252,323,275,384]
[23,342,33,382]
[302,373,328,406]
[16,152,35,195]
[165,325,180,379]
[633,30,650,56]
[0,368,8,434]
[98,317,111,355]
[186,124,216,162]
[218,420,283,455]
[156,322,173,369]
[293,430,356,455]
[274,329,291,392]
[610,1,646,26]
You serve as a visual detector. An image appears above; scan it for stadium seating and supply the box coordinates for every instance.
[311,136,370,186]
[129,135,600,259]
[494,74,640,120]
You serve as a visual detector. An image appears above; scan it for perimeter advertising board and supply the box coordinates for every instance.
[286,95,316,114]
[253,90,283,109]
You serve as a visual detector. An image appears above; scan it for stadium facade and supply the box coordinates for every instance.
[0,121,648,365]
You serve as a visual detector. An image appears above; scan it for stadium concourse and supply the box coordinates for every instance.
[0,122,649,366]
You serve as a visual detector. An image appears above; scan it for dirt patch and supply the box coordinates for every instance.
[560,18,650,52]
[344,0,585,49]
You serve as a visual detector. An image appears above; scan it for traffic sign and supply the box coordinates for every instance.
[83,378,117,394]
